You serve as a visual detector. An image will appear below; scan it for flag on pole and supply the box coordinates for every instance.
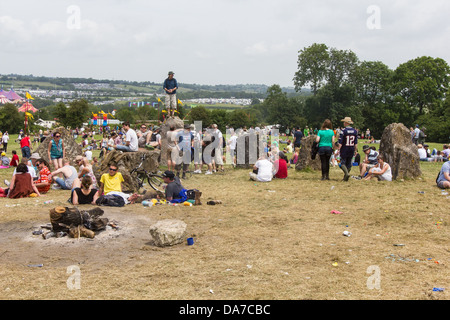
[26,92,34,100]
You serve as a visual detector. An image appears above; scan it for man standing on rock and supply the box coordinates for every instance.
[163,71,178,118]
[338,117,358,181]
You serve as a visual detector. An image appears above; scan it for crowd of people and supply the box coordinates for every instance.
[0,115,449,201]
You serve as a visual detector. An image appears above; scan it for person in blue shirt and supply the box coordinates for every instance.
[163,71,178,117]
[338,117,358,181]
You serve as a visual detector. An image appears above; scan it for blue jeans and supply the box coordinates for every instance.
[22,146,31,159]
[115,145,133,152]
[55,177,71,190]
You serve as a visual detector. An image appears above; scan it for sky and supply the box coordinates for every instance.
[0,0,449,88]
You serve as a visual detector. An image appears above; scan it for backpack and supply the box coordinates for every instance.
[311,141,319,160]
[169,188,188,204]
[95,194,125,207]
[186,189,199,200]
[419,130,425,138]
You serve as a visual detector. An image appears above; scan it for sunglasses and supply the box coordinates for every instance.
[55,135,61,138]
[109,168,118,171]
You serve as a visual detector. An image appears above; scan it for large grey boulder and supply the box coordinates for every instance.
[149,219,187,247]
[93,149,160,193]
[295,135,321,171]
[33,127,82,167]
[379,123,422,180]
[159,117,185,166]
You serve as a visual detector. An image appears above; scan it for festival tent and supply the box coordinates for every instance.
[5,88,24,101]
[0,94,11,104]
[18,101,38,113]
[0,87,8,97]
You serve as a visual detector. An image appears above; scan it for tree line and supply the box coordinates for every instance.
[259,43,449,142]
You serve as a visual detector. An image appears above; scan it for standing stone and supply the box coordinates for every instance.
[235,132,264,169]
[92,149,160,193]
[149,219,187,247]
[33,127,82,167]
[295,135,321,171]
[159,117,184,166]
[379,123,422,180]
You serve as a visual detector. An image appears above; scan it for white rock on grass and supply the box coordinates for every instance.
[149,219,187,247]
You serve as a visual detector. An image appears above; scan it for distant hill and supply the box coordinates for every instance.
[0,73,310,99]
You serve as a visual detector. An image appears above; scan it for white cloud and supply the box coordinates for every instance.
[0,0,449,87]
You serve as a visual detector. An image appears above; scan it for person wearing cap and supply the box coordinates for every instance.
[161,170,186,203]
[338,117,358,181]
[0,152,10,168]
[359,145,379,178]
[163,71,178,117]
[29,153,41,173]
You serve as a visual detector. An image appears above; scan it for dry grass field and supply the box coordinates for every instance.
[0,135,448,301]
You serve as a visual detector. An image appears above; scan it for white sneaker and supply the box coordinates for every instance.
[194,170,201,174]
[205,171,212,175]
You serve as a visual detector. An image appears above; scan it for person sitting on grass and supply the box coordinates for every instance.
[75,156,98,189]
[50,158,78,190]
[9,150,19,167]
[436,160,450,189]
[98,163,124,196]
[364,154,392,182]
[0,152,10,168]
[4,163,41,198]
[249,153,273,182]
[69,175,99,205]
[273,152,288,179]
[359,145,379,178]
[34,159,52,194]
[160,170,187,203]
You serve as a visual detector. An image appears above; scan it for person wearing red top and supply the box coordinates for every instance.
[10,150,19,167]
[274,152,288,179]
[20,134,31,159]
[34,159,51,194]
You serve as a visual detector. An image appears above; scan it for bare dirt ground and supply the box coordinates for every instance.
[0,164,448,300]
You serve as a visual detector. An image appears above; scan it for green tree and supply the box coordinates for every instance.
[350,60,393,106]
[392,56,450,115]
[66,99,90,128]
[0,103,23,133]
[293,43,329,95]
[187,106,211,126]
[264,84,298,126]
[116,107,136,123]
[326,48,359,91]
[53,102,69,127]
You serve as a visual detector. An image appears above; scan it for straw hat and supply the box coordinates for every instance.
[341,117,353,124]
